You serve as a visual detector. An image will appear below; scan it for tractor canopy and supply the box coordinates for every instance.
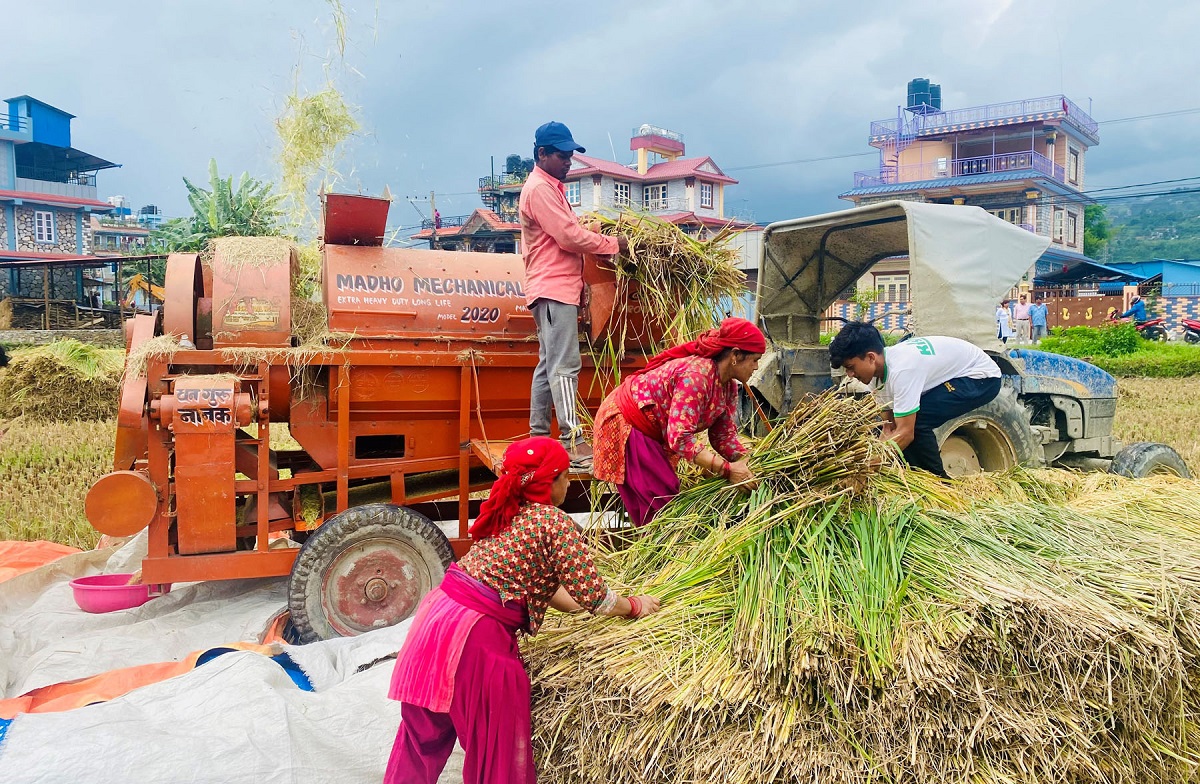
[755,200,1051,348]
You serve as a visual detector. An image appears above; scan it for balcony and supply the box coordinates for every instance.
[12,174,99,200]
[852,150,1065,189]
[478,173,527,191]
[869,95,1099,146]
[0,114,30,140]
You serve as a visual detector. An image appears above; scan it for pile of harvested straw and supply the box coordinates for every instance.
[527,393,1200,784]
[0,340,123,421]
[591,211,747,349]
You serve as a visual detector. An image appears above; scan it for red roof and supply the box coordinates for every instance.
[0,250,116,266]
[0,190,114,210]
[410,209,519,240]
[645,156,737,184]
[657,211,756,230]
[569,154,641,180]
[567,154,737,185]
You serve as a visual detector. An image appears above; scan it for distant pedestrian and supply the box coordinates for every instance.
[1013,293,1032,343]
[996,300,1014,344]
[1029,295,1049,342]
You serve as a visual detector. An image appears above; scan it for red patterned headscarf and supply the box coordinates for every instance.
[470,437,570,540]
[635,317,767,376]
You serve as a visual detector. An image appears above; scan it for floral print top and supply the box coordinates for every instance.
[592,355,746,484]
[459,503,616,634]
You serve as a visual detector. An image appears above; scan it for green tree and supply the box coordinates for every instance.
[147,159,284,254]
[1084,203,1115,260]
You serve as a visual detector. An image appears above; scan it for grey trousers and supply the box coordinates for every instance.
[529,299,583,447]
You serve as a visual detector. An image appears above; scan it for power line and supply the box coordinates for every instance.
[1097,107,1200,125]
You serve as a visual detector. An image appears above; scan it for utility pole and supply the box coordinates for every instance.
[430,190,437,248]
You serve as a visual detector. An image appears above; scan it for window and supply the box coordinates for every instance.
[614,181,630,207]
[564,181,581,206]
[643,183,667,211]
[1066,212,1078,246]
[988,207,1023,225]
[34,211,55,244]
[875,274,909,303]
[1053,208,1064,242]
[1067,148,1080,184]
[699,182,714,209]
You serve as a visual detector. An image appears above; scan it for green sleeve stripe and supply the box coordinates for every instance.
[894,406,920,417]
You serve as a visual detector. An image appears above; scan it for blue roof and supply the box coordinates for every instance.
[841,171,1089,200]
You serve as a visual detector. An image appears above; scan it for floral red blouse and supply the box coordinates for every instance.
[592,355,747,484]
[459,503,616,634]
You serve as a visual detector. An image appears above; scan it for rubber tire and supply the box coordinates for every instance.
[1185,330,1200,345]
[1109,442,1191,479]
[1142,325,1168,342]
[933,387,1040,476]
[288,503,453,643]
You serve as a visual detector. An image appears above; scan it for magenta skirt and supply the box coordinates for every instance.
[385,565,535,784]
[617,427,682,527]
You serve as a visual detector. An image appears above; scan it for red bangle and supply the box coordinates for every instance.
[722,459,732,480]
[626,596,641,618]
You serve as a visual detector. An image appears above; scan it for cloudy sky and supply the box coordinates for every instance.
[7,1,1199,236]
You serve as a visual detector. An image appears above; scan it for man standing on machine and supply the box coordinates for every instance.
[519,121,629,469]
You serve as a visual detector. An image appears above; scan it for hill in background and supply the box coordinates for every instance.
[1106,189,1200,261]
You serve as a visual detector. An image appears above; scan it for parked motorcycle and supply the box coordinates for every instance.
[1182,317,1200,344]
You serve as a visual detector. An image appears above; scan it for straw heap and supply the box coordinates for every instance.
[591,211,747,349]
[526,392,1200,784]
[0,340,123,421]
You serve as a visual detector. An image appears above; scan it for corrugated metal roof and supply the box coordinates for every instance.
[841,171,1050,197]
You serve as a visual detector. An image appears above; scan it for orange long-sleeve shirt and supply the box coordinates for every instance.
[518,165,619,306]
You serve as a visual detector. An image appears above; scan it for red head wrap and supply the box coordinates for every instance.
[469,437,570,540]
[634,317,768,376]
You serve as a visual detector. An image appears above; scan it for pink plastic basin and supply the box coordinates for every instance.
[69,574,153,613]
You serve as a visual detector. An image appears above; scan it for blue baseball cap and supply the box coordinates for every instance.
[534,121,585,154]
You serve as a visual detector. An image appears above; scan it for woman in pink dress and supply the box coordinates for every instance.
[384,436,661,784]
[592,317,766,527]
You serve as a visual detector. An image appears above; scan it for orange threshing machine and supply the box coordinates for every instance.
[84,194,652,641]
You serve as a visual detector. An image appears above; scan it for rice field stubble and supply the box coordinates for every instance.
[0,378,1196,545]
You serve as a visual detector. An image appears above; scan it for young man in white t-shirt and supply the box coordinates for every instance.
[828,323,1002,477]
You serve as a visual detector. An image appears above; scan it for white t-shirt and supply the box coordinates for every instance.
[872,337,1001,417]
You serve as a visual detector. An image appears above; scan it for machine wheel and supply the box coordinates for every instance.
[934,388,1039,477]
[1142,325,1168,342]
[1109,442,1190,479]
[1185,330,1200,345]
[288,503,453,643]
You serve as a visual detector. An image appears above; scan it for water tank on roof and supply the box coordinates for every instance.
[906,78,941,115]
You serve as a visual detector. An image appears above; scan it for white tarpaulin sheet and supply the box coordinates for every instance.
[903,202,1051,348]
[0,536,463,783]
[756,201,1051,348]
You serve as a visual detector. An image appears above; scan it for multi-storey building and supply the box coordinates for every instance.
[839,80,1099,303]
[0,95,118,306]
[415,125,760,290]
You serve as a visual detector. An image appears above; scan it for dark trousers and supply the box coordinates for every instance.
[901,376,1002,477]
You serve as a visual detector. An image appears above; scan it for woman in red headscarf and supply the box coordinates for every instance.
[593,317,766,527]
[384,436,661,784]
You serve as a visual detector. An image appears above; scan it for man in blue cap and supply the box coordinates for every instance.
[519,121,629,469]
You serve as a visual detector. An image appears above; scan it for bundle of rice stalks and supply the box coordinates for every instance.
[590,211,747,353]
[0,340,123,421]
[526,393,1200,784]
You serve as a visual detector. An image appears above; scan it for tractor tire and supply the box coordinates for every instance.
[934,388,1039,477]
[288,503,453,643]
[1109,442,1191,479]
[1142,325,1168,342]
